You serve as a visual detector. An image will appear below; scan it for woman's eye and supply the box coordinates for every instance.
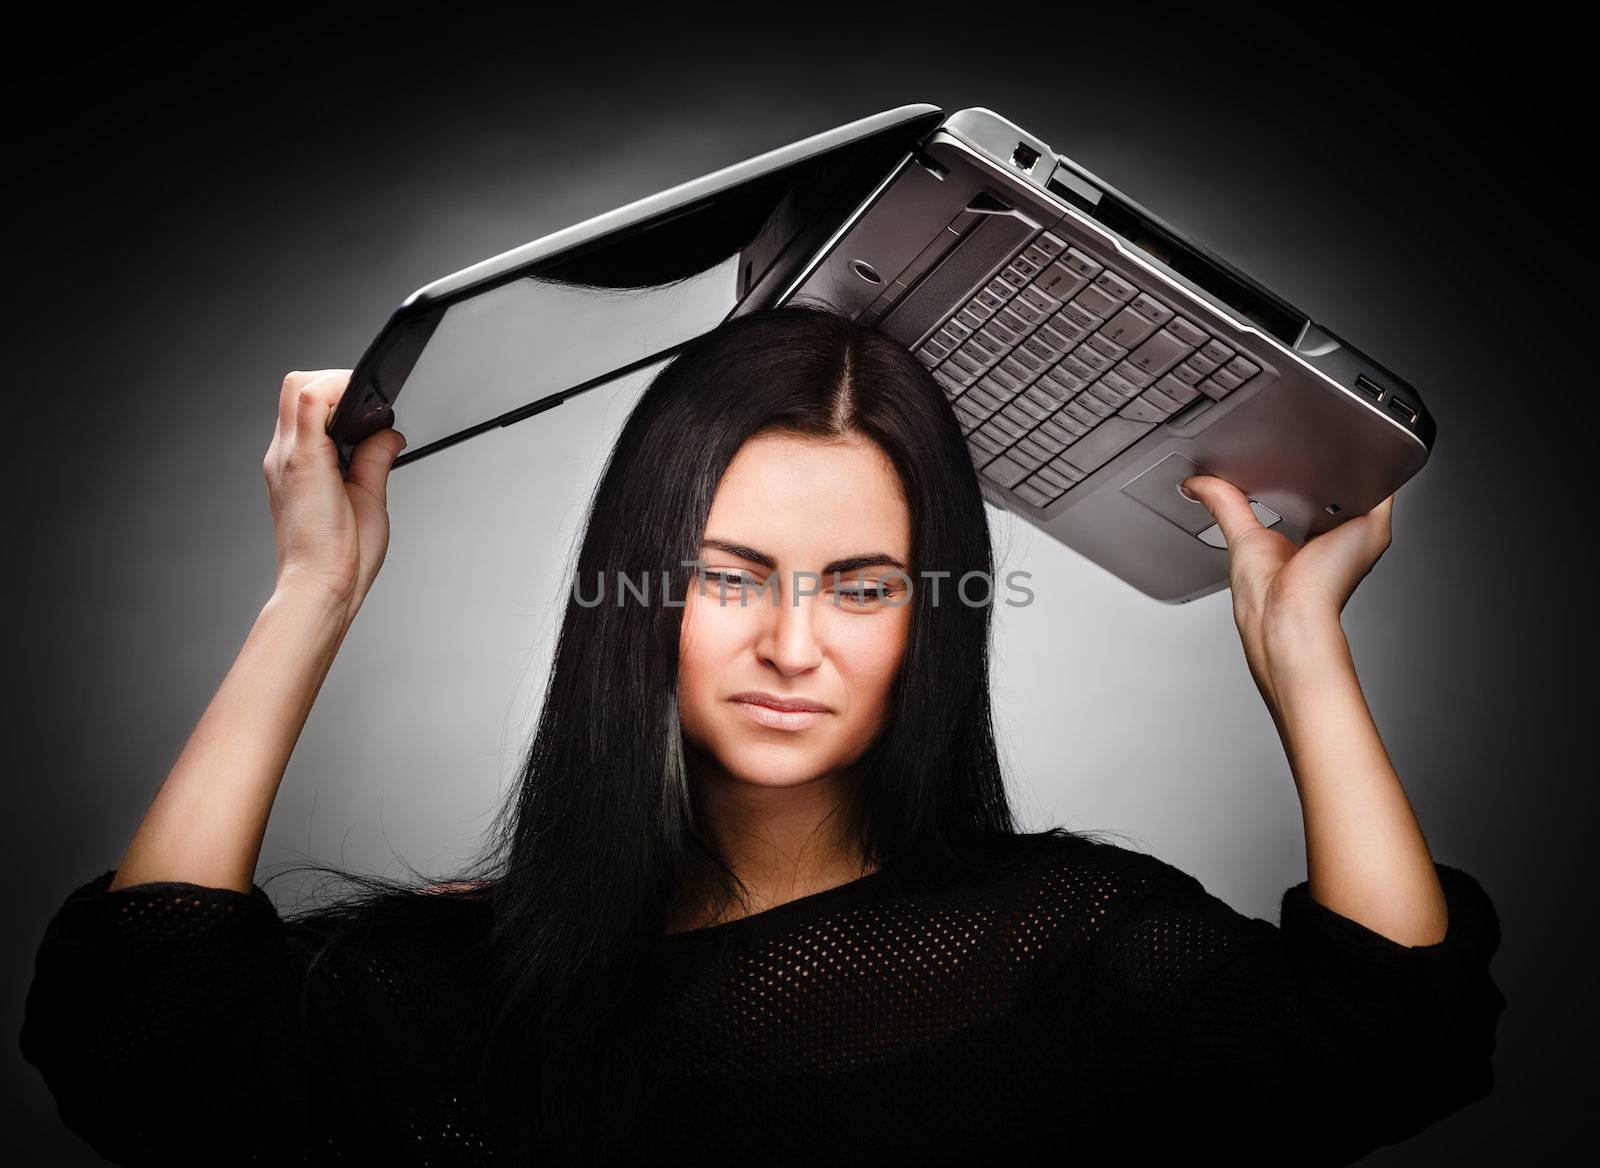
[699,569,756,595]
[834,582,894,607]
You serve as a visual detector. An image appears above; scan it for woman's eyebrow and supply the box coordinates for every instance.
[700,538,906,576]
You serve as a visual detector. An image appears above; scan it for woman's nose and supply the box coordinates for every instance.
[755,576,825,675]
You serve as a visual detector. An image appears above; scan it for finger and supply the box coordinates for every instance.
[1370,492,1395,549]
[1180,474,1264,548]
[292,371,353,447]
[345,428,407,507]
[278,369,349,437]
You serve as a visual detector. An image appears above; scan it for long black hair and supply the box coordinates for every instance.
[280,299,1104,1164]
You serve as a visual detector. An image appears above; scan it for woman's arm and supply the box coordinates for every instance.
[1179,476,1445,947]
[110,370,406,892]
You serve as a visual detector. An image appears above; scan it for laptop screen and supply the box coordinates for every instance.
[333,106,945,470]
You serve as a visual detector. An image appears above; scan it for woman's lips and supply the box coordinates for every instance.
[730,697,829,731]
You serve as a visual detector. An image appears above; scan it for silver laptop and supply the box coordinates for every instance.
[328,104,1432,604]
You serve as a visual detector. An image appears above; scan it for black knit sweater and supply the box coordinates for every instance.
[19,831,1505,1165]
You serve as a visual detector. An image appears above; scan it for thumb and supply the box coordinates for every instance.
[346,427,407,507]
[1180,473,1263,548]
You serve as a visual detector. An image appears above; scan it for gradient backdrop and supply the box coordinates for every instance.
[8,6,1582,1163]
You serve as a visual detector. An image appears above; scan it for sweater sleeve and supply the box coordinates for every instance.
[1086,859,1506,1166]
[18,870,472,1165]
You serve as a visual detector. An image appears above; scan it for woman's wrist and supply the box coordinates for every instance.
[270,569,360,634]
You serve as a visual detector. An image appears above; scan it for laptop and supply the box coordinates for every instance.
[327,104,1432,604]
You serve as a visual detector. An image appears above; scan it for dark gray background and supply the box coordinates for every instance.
[8,5,1583,1163]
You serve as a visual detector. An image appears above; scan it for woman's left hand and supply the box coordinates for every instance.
[1180,473,1394,653]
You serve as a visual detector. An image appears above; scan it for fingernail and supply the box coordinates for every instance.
[1178,480,1199,502]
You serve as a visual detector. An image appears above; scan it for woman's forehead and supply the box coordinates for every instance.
[706,435,911,557]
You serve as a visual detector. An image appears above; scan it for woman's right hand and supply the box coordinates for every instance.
[264,370,407,614]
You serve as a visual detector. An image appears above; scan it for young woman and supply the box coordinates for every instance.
[20,304,1504,1166]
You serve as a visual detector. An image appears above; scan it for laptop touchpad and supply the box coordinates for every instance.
[1120,451,1284,544]
[1120,452,1217,536]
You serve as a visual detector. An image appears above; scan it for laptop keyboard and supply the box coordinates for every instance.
[913,230,1263,510]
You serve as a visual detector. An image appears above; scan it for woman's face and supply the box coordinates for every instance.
[678,430,914,790]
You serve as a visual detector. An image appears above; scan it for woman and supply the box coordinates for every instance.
[20,303,1504,1166]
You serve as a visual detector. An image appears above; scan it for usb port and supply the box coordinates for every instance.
[1354,374,1385,401]
[1387,394,1419,424]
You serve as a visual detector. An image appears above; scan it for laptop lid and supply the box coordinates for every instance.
[328,104,946,473]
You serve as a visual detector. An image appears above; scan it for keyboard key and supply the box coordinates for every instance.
[1033,464,1077,492]
[967,436,997,463]
[1065,399,1104,426]
[1117,395,1169,423]
[1073,285,1120,318]
[1042,315,1088,346]
[1167,317,1209,347]
[1024,425,1067,455]
[1082,384,1121,412]
[978,420,1016,448]
[999,356,1040,385]
[1059,302,1100,332]
[1129,294,1174,325]
[1001,402,1039,430]
[1014,481,1057,508]
[1010,394,1054,423]
[1209,367,1244,392]
[1112,360,1155,388]
[968,428,1006,457]
[1004,258,1041,285]
[1100,307,1159,349]
[1040,416,1086,443]
[1019,285,1061,316]
[1034,231,1067,256]
[1031,262,1088,301]
[1073,344,1113,373]
[1022,385,1065,415]
[1225,355,1260,381]
[953,398,990,429]
[1199,339,1234,364]
[983,315,1025,349]
[1059,353,1097,382]
[1061,248,1102,279]
[1092,270,1139,302]
[1156,374,1201,405]
[1060,416,1155,476]
[1046,454,1088,483]
[941,362,979,387]
[949,350,987,377]
[981,368,1025,398]
[1172,360,1208,384]
[1142,383,1183,411]
[989,411,1027,440]
[1009,442,1047,471]
[1021,244,1055,269]
[1006,297,1051,328]
[1198,377,1233,402]
[984,277,1019,302]
[1127,329,1192,377]
[917,342,948,366]
[963,384,1004,413]
[1096,369,1144,403]
[1011,347,1049,376]
[1022,334,1066,366]
[981,455,1031,489]
[1087,333,1129,362]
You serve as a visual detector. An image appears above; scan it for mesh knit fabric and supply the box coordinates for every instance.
[19,832,1505,1165]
